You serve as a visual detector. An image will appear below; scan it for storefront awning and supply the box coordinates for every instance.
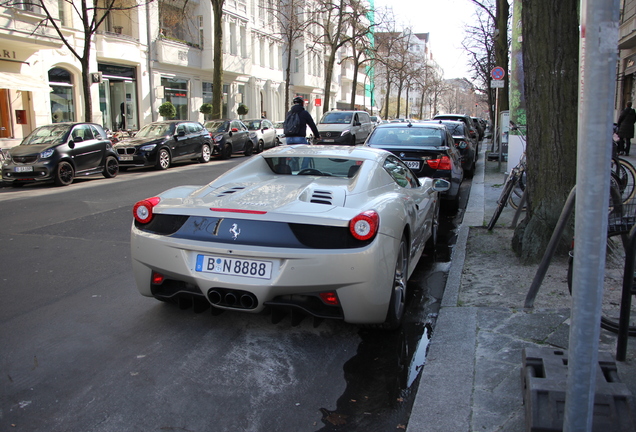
[0,72,50,92]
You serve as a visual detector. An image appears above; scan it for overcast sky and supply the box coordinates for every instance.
[373,0,477,80]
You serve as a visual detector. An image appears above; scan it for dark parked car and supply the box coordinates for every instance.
[432,114,479,146]
[204,119,254,159]
[426,120,477,178]
[114,121,212,170]
[244,118,278,153]
[365,122,464,208]
[2,122,119,187]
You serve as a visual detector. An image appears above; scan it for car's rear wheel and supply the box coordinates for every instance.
[243,141,254,157]
[384,235,408,330]
[54,161,74,186]
[199,144,211,163]
[103,156,119,178]
[156,148,171,170]
[220,143,233,159]
[275,137,281,146]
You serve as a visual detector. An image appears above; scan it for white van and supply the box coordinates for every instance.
[315,110,374,145]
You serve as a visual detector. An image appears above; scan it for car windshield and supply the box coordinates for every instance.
[205,121,229,133]
[320,112,353,124]
[245,120,261,130]
[265,156,364,177]
[136,123,174,138]
[21,124,70,146]
[367,127,444,146]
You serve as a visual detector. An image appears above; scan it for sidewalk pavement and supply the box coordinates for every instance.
[407,146,636,431]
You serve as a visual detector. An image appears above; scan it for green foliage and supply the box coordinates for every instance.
[199,103,213,115]
[158,101,176,119]
[237,104,249,116]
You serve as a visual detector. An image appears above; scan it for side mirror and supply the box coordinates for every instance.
[432,178,451,192]
[177,130,186,137]
[231,127,239,132]
[68,140,75,149]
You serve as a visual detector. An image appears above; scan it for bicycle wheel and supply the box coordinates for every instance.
[617,158,636,203]
[508,171,526,210]
[567,230,636,336]
[487,176,516,230]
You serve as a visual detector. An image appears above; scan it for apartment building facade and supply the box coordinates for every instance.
[0,0,372,147]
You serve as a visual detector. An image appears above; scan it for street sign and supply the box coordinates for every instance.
[491,80,505,88]
[491,66,505,80]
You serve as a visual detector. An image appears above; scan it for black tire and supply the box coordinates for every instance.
[199,144,211,163]
[275,137,281,146]
[425,200,440,253]
[487,177,515,230]
[508,171,527,210]
[567,230,636,336]
[243,141,253,157]
[54,161,74,186]
[220,143,233,159]
[257,140,264,153]
[465,160,476,179]
[384,235,409,330]
[616,158,636,203]
[103,155,119,178]
[155,148,171,170]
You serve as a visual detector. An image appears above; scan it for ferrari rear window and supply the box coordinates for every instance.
[265,157,364,178]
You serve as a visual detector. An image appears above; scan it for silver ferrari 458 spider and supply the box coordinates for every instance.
[131,145,449,328]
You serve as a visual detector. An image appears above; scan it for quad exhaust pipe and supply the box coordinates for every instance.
[207,289,257,310]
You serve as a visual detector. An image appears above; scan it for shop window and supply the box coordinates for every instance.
[49,67,75,123]
[161,77,189,120]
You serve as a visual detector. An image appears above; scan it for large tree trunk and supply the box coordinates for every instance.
[211,0,225,119]
[512,0,579,262]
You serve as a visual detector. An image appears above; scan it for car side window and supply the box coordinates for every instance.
[71,125,93,141]
[176,124,186,135]
[383,155,419,188]
[90,125,105,140]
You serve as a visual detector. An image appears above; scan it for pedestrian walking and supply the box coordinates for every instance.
[283,96,320,144]
[617,101,636,155]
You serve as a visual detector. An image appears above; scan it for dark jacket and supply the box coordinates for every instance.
[286,104,320,138]
[618,107,636,139]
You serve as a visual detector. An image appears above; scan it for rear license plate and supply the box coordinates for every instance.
[14,166,34,172]
[405,161,420,170]
[119,155,133,161]
[322,139,334,142]
[196,255,273,280]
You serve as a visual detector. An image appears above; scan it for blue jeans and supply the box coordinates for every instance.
[285,136,308,144]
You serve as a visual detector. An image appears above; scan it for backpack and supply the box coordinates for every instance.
[283,110,302,136]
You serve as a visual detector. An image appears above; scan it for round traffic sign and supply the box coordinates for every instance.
[491,66,505,80]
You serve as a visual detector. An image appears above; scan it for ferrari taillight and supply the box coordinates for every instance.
[133,197,161,224]
[427,156,452,170]
[349,210,379,241]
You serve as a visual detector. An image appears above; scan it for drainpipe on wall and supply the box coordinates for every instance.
[146,1,156,122]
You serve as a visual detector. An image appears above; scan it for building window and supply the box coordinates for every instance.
[240,26,247,58]
[294,49,299,73]
[260,39,265,66]
[49,68,75,123]
[230,21,237,55]
[161,77,189,120]
[14,0,41,14]
[269,43,274,69]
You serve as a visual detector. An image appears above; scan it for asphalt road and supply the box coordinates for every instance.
[0,156,468,431]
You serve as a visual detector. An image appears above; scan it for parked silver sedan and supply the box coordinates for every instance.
[130,145,449,328]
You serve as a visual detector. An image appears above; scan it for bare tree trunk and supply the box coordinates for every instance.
[211,0,225,119]
[512,0,578,262]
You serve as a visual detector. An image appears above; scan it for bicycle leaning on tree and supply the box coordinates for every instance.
[486,122,527,231]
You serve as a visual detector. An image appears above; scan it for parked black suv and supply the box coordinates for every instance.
[2,122,119,187]
[114,121,212,170]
